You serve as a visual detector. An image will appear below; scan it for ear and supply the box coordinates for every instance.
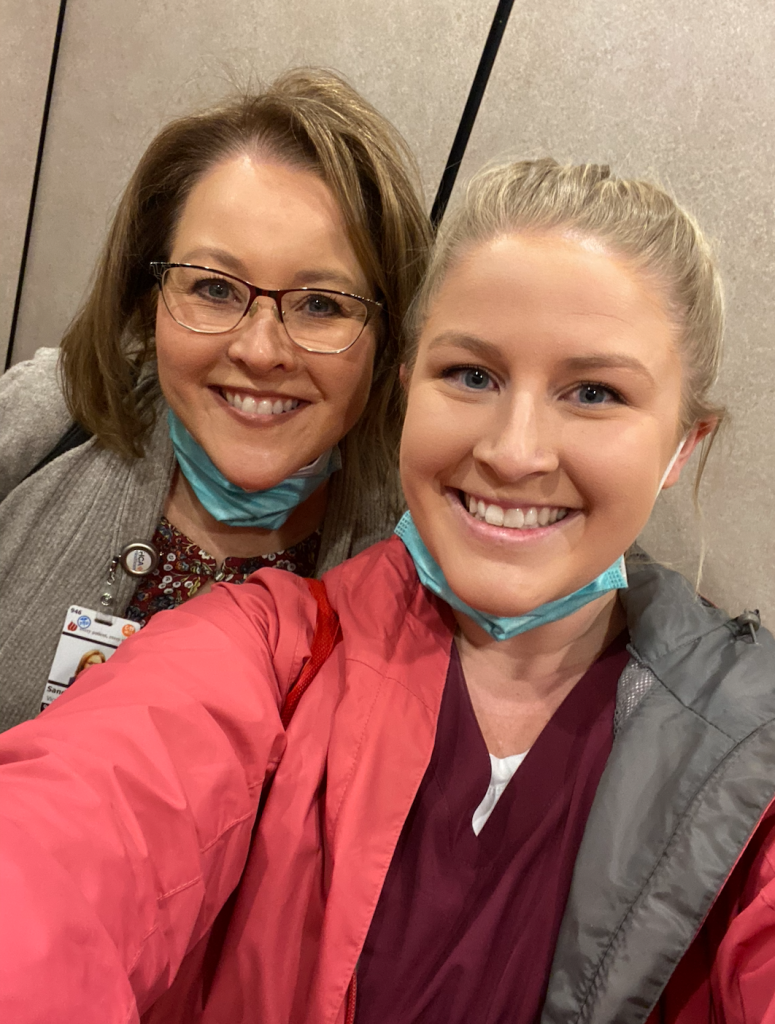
[399,363,410,391]
[661,417,718,489]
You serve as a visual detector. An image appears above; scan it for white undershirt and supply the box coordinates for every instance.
[471,750,529,836]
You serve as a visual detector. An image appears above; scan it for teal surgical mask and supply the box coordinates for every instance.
[167,409,341,529]
[394,511,627,642]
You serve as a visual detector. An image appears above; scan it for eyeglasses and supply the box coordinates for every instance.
[150,263,382,354]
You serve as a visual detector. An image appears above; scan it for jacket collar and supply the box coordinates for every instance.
[543,555,775,1024]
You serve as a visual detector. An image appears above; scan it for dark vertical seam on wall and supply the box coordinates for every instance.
[430,0,516,230]
[5,0,69,371]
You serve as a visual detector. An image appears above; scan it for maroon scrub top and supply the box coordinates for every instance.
[355,631,630,1024]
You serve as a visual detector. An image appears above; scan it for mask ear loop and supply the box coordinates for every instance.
[658,435,689,494]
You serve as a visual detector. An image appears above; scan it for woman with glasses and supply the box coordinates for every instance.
[0,67,431,731]
[1,158,774,1024]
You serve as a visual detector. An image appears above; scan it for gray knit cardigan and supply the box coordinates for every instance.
[0,348,398,731]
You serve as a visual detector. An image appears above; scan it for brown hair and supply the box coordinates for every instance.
[407,158,726,490]
[74,649,106,677]
[60,67,431,522]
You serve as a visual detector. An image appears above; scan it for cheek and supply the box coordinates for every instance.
[320,333,377,428]
[154,303,217,396]
[154,303,188,388]
[400,387,461,498]
[566,428,663,536]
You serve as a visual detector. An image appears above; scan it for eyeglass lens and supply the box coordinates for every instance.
[161,266,369,352]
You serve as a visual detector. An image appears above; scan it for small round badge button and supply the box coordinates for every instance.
[119,542,160,578]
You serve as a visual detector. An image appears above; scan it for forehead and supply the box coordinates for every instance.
[178,155,343,233]
[169,155,367,290]
[420,231,679,370]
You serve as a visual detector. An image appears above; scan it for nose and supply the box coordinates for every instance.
[472,390,560,482]
[225,296,299,373]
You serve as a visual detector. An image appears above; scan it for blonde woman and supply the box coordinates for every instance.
[1,160,773,1024]
[0,68,431,730]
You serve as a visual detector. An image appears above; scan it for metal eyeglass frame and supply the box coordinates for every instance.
[150,262,383,354]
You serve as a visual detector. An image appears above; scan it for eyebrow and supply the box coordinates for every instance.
[426,331,504,362]
[426,331,656,384]
[560,354,655,384]
[177,247,363,293]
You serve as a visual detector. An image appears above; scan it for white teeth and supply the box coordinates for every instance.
[484,504,504,526]
[504,507,525,528]
[464,493,570,532]
[223,390,300,416]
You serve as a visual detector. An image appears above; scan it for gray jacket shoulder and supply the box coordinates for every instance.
[543,556,775,1024]
[0,348,72,500]
[623,552,775,739]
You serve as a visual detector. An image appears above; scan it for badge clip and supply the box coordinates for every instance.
[97,556,120,624]
[119,541,160,578]
[97,542,159,624]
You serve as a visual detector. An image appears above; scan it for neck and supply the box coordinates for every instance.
[455,590,626,679]
[164,468,327,563]
[455,592,626,756]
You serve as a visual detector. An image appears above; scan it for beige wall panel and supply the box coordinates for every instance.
[10,0,493,362]
[450,0,775,625]
[0,0,62,367]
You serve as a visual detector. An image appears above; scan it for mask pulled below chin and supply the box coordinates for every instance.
[167,409,341,530]
[394,511,628,642]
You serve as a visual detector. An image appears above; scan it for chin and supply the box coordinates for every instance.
[439,559,544,616]
[210,451,294,493]
[446,580,542,618]
[211,463,280,493]
[462,596,544,618]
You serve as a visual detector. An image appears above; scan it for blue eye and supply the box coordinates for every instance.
[443,365,494,391]
[463,368,491,390]
[574,383,620,406]
[192,277,236,303]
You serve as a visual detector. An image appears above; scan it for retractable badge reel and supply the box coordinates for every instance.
[100,541,160,620]
[43,541,160,714]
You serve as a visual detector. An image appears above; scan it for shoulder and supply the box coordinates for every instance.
[0,347,68,420]
[323,536,454,666]
[622,552,775,737]
[237,536,452,675]
[323,536,420,610]
[0,348,73,497]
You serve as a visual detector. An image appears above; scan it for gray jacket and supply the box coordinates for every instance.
[0,348,396,732]
[543,553,775,1022]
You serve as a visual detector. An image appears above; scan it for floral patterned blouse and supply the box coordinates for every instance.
[125,516,321,626]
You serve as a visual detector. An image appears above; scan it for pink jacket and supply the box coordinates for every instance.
[1,537,775,1024]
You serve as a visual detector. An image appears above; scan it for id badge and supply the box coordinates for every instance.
[41,605,142,712]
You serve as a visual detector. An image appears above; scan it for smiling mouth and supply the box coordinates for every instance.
[221,388,301,415]
[460,491,571,530]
